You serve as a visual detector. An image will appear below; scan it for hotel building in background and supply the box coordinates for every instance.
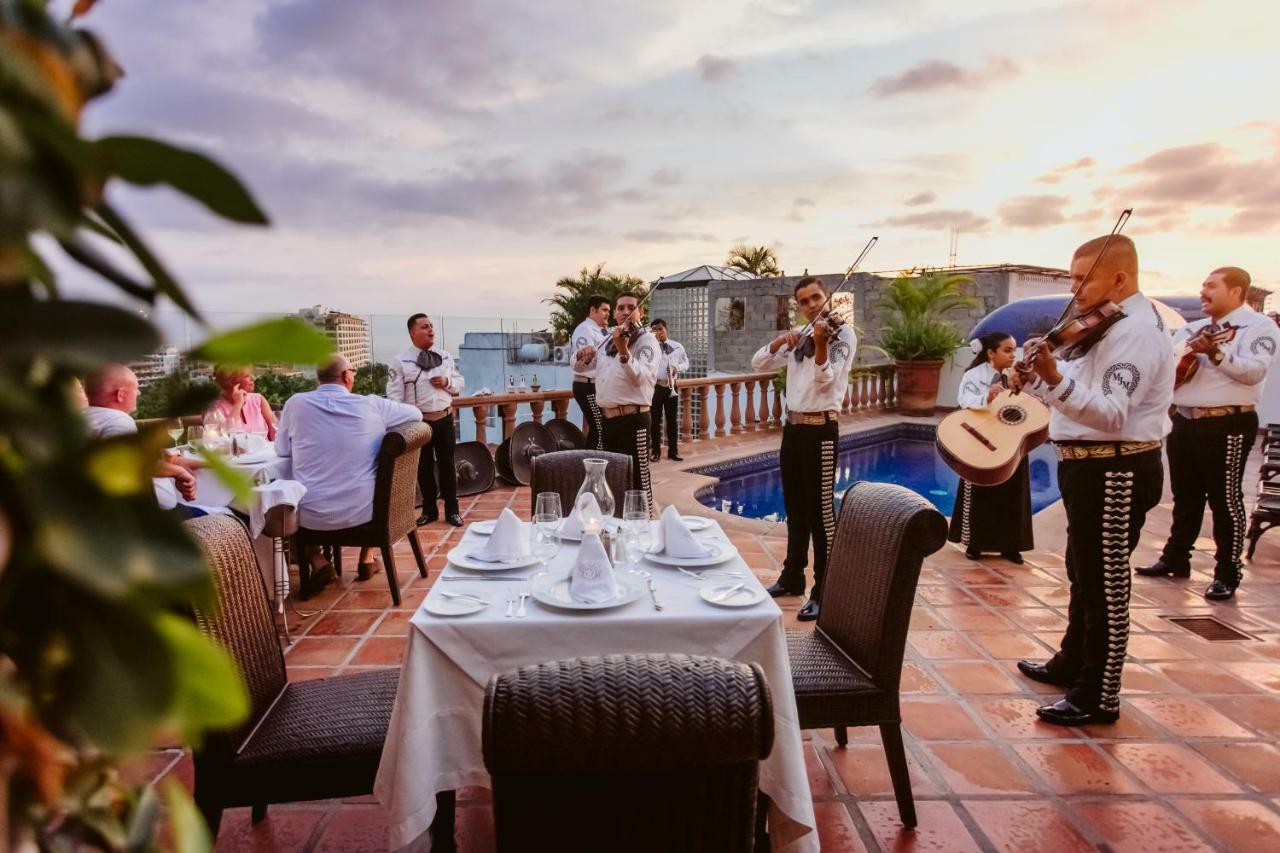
[297,305,372,369]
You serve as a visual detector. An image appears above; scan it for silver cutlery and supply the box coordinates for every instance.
[646,578,664,611]
[441,575,527,582]
[504,596,516,618]
[712,583,746,603]
[516,593,529,618]
[677,567,744,580]
[439,591,488,605]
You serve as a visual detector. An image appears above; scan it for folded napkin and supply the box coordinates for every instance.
[470,508,531,562]
[249,479,307,538]
[570,531,618,604]
[558,493,603,540]
[651,505,709,559]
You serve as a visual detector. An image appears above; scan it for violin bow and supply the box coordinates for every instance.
[786,236,878,348]
[1050,207,1133,327]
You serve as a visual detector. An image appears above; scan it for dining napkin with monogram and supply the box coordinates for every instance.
[569,531,618,603]
[471,508,530,562]
[651,505,709,559]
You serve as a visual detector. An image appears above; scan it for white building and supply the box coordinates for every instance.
[129,346,184,387]
[297,305,372,369]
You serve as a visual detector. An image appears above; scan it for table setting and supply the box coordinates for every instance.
[375,468,819,852]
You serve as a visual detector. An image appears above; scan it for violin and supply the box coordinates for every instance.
[793,310,847,361]
[1173,322,1238,389]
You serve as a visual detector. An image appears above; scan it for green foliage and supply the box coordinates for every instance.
[134,370,216,420]
[725,243,781,277]
[543,262,648,344]
[352,361,389,397]
[876,271,978,361]
[252,371,317,408]
[0,3,330,849]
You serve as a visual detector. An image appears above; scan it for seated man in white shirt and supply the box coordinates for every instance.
[275,356,423,590]
[83,363,203,514]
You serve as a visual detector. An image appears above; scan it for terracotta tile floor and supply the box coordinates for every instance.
[147,422,1280,851]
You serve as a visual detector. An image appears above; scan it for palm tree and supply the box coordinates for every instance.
[876,270,978,362]
[725,244,781,277]
[544,263,648,344]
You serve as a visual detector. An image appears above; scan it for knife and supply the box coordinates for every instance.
[440,575,527,582]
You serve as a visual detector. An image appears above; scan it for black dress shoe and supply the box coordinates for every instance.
[965,546,981,560]
[1035,698,1119,727]
[797,599,820,621]
[445,512,464,528]
[650,452,661,462]
[1135,559,1190,579]
[417,512,438,526]
[1002,551,1024,565]
[1204,579,1237,601]
[299,563,336,599]
[1017,659,1075,688]
[668,453,683,462]
[357,560,380,581]
[766,580,805,597]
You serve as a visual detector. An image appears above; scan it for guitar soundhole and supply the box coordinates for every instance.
[997,405,1027,426]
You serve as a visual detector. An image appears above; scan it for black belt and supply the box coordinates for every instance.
[573,378,595,385]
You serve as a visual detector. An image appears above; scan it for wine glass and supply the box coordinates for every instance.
[535,492,562,521]
[530,513,561,568]
[623,489,649,520]
[167,422,185,448]
[622,521,652,571]
[187,425,204,450]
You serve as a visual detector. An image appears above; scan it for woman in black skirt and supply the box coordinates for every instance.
[947,331,1034,563]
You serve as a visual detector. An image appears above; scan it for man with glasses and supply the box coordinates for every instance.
[277,356,422,593]
[388,313,465,527]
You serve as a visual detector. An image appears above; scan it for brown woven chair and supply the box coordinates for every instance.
[292,421,432,606]
[184,515,405,836]
[483,654,773,853]
[528,449,633,516]
[786,481,947,829]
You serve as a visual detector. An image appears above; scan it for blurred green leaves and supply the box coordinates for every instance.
[190,317,332,366]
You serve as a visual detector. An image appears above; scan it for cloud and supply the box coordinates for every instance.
[903,191,937,206]
[998,194,1070,228]
[650,168,683,187]
[784,196,816,222]
[1034,156,1095,184]
[696,54,738,83]
[623,229,719,244]
[869,56,1018,97]
[867,209,989,231]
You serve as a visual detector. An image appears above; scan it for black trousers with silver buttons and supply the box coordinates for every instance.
[778,418,839,600]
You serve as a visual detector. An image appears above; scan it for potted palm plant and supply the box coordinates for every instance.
[876,271,977,415]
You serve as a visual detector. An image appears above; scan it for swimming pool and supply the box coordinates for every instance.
[694,423,1060,520]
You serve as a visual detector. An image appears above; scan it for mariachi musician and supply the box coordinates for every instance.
[1009,232,1173,727]
[948,331,1034,563]
[570,295,612,450]
[751,276,857,622]
[1139,267,1278,600]
[595,290,660,511]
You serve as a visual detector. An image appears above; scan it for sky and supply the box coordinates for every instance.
[59,0,1280,322]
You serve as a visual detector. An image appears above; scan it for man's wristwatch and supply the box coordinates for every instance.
[1210,350,1225,366]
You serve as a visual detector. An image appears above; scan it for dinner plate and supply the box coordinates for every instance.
[645,541,734,567]
[424,593,488,616]
[681,516,713,531]
[229,450,277,466]
[445,545,541,572]
[700,584,766,608]
[529,571,643,611]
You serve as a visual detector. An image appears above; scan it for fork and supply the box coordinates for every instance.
[516,593,529,618]
[504,596,516,618]
[677,567,744,580]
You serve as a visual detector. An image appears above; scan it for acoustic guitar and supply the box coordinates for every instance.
[936,389,1051,486]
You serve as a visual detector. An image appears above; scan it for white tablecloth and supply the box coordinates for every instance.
[374,522,818,852]
[191,453,297,595]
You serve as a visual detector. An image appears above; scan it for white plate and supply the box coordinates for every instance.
[425,593,489,616]
[700,584,766,607]
[555,516,622,542]
[681,516,713,531]
[529,572,643,611]
[645,541,734,567]
[229,450,276,466]
[446,545,541,572]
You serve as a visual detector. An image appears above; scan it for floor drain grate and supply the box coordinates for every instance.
[1163,615,1256,642]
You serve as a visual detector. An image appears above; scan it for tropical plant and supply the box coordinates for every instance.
[352,361,389,397]
[543,262,647,344]
[876,271,978,361]
[134,369,216,420]
[0,2,331,849]
[724,243,781,277]
[252,371,318,408]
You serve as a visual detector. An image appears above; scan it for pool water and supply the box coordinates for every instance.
[697,436,1060,521]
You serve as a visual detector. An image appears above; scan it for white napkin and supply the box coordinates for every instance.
[249,479,307,538]
[471,508,531,562]
[651,505,709,559]
[558,493,603,540]
[570,531,619,604]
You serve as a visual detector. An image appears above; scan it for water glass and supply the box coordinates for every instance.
[187,425,204,448]
[622,522,652,570]
[530,513,561,567]
[534,492,563,522]
[623,489,649,520]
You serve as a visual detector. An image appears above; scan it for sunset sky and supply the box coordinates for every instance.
[66,0,1280,321]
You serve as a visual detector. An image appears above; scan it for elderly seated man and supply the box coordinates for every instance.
[83,363,206,516]
[275,355,422,590]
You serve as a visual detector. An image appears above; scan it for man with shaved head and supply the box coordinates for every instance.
[1140,267,1278,600]
[1010,233,1173,726]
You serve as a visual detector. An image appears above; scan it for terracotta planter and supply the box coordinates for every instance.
[894,359,945,416]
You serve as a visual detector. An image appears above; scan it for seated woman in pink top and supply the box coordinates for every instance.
[205,365,278,439]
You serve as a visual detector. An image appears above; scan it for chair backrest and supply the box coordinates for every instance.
[372,421,432,538]
[529,450,632,517]
[185,515,287,754]
[817,481,947,691]
[483,654,772,853]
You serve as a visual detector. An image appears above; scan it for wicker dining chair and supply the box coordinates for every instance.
[292,421,432,606]
[483,654,773,853]
[528,449,633,516]
[184,515,409,837]
[786,481,947,829]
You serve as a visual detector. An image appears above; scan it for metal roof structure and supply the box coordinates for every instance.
[653,265,758,287]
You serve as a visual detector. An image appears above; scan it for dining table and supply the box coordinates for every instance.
[374,517,819,852]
